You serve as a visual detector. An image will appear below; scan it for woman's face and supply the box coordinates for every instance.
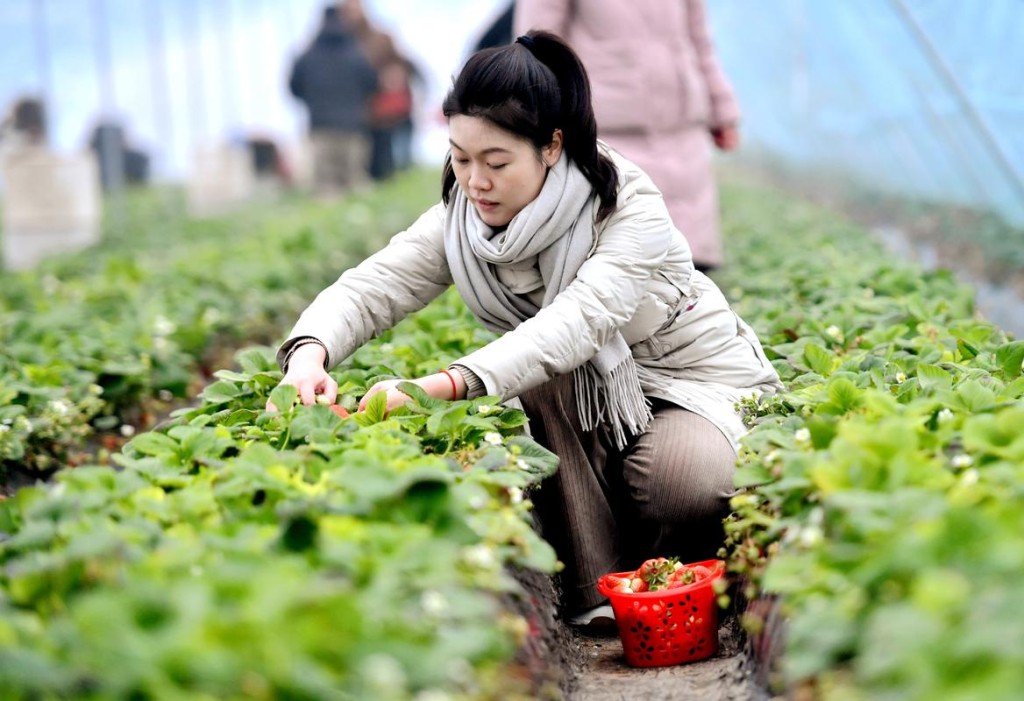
[449,115,562,228]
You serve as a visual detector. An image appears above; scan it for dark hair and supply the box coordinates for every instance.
[441,30,619,222]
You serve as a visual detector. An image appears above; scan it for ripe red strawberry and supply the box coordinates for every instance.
[629,577,648,592]
[666,568,697,589]
[636,557,682,592]
[691,565,714,581]
[328,404,350,419]
[604,575,634,593]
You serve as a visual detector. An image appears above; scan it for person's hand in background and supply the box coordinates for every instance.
[710,124,740,151]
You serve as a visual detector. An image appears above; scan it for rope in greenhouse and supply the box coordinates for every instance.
[890,0,1024,202]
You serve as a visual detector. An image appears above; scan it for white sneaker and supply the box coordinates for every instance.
[568,604,616,633]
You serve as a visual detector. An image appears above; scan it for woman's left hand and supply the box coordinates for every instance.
[358,379,412,413]
[358,369,465,413]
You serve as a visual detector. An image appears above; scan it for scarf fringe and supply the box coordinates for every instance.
[573,354,653,450]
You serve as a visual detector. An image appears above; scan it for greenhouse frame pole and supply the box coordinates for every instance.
[146,0,175,181]
[890,0,1024,202]
[31,0,53,145]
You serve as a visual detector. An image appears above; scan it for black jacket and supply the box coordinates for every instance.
[289,21,378,132]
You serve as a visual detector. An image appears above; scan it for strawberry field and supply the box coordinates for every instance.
[1,171,1022,700]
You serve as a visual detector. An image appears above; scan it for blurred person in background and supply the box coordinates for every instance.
[339,0,421,180]
[289,4,378,199]
[88,120,150,190]
[384,52,427,173]
[515,0,741,272]
[269,31,780,630]
[0,97,48,155]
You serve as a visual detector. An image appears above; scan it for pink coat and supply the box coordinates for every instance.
[514,0,740,266]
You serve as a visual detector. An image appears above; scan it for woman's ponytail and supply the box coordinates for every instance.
[518,31,618,222]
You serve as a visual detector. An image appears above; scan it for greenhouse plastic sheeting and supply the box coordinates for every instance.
[711,0,1024,225]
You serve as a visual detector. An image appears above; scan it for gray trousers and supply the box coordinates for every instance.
[519,374,738,612]
[309,130,369,196]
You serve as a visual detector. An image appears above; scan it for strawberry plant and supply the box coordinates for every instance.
[717,182,1024,700]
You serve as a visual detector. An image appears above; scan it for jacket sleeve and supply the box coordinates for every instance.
[686,0,740,127]
[279,202,452,370]
[453,169,673,400]
[513,0,571,37]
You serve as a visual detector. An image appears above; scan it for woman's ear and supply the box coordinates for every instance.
[541,129,564,166]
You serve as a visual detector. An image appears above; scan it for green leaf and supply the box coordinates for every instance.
[357,390,388,425]
[956,338,979,360]
[962,408,1024,460]
[397,380,449,412]
[825,376,863,414]
[268,384,299,412]
[124,431,180,458]
[805,415,837,449]
[803,343,834,376]
[954,380,997,413]
[1003,376,1024,399]
[213,369,252,382]
[426,405,469,436]
[506,436,559,478]
[235,346,278,374]
[201,380,242,404]
[995,341,1024,379]
[290,405,346,439]
[916,364,953,392]
[733,463,774,488]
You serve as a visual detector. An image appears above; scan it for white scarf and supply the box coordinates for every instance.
[444,152,652,449]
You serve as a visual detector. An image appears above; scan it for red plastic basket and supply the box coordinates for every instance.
[596,558,725,668]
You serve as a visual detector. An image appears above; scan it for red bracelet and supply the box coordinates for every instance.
[439,369,458,401]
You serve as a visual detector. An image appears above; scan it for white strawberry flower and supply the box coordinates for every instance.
[825,325,843,341]
[799,525,824,548]
[414,692,453,701]
[153,315,176,336]
[894,371,907,384]
[421,590,447,616]
[951,454,973,469]
[463,544,496,569]
[483,432,503,446]
[794,428,811,444]
[49,399,72,416]
[937,408,955,423]
[201,307,222,325]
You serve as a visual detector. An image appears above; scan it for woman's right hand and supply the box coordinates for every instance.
[266,343,337,411]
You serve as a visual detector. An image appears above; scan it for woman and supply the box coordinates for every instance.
[272,31,781,628]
